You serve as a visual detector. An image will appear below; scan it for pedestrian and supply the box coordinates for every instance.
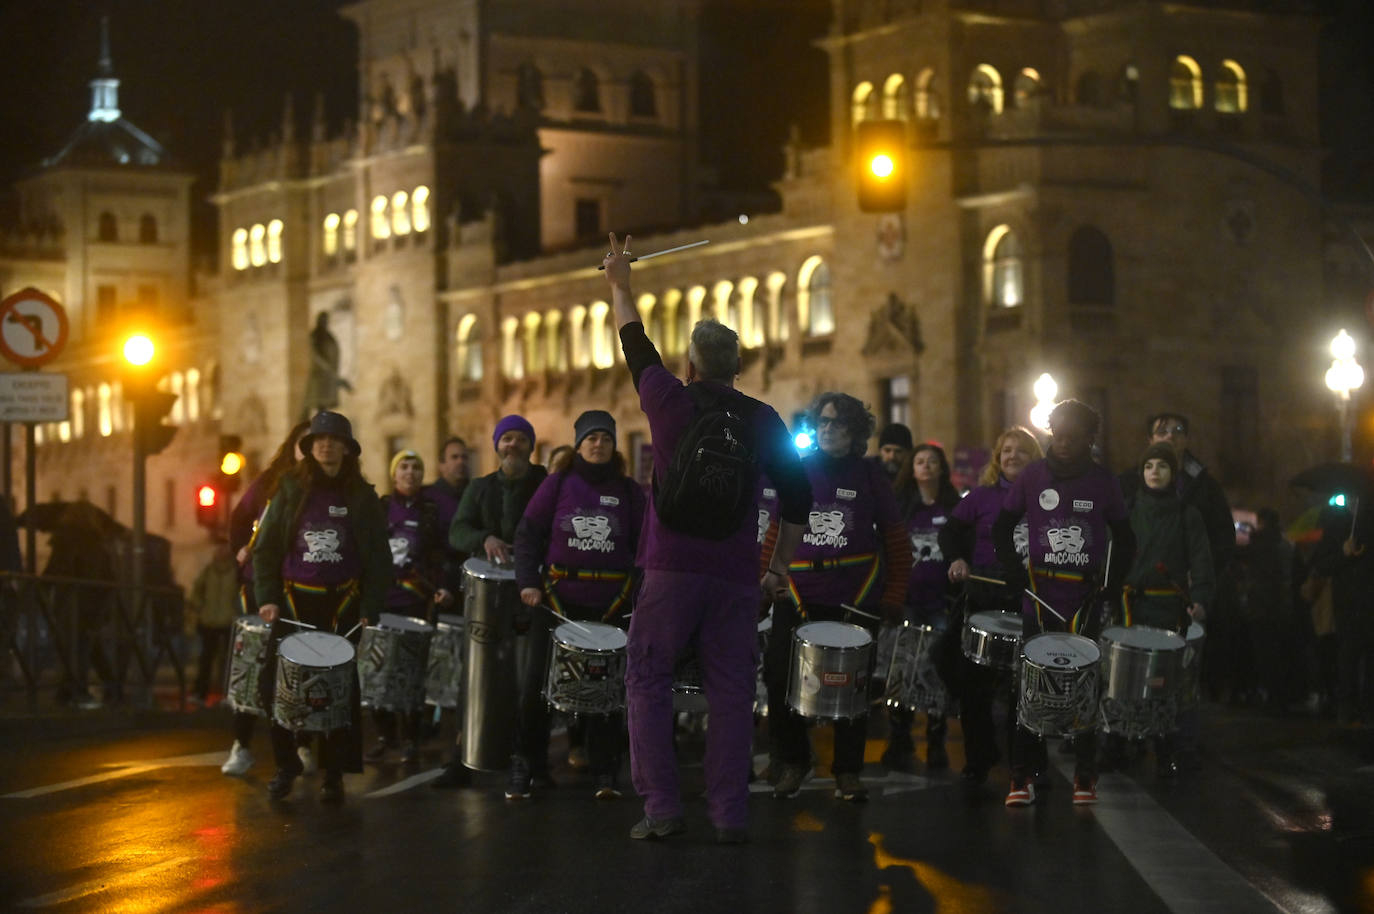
[602,233,811,843]
[1309,498,1374,727]
[423,436,472,596]
[435,413,549,792]
[994,399,1135,806]
[514,409,646,800]
[1236,507,1293,711]
[940,425,1043,784]
[188,541,241,705]
[764,391,909,803]
[221,420,311,777]
[253,410,391,803]
[873,422,914,481]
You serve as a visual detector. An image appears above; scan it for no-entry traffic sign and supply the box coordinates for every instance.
[0,287,68,368]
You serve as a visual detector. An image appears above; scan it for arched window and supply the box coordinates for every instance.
[412,186,430,233]
[342,209,359,252]
[766,271,788,343]
[501,317,523,380]
[1076,70,1104,107]
[266,219,283,264]
[797,256,833,336]
[1117,64,1140,105]
[967,65,1004,114]
[139,214,158,243]
[169,372,185,425]
[685,286,707,337]
[737,276,762,348]
[1013,68,1040,108]
[638,294,662,344]
[1170,56,1203,110]
[914,69,940,120]
[249,223,267,267]
[98,383,113,437]
[660,289,684,355]
[185,367,200,422]
[590,302,615,369]
[1215,60,1247,113]
[98,211,117,242]
[323,213,340,256]
[456,314,483,381]
[983,226,1023,309]
[522,312,543,373]
[544,309,566,372]
[712,280,735,326]
[371,195,390,239]
[851,82,875,126]
[630,71,656,118]
[517,62,545,110]
[1258,68,1284,115]
[71,389,84,439]
[882,74,908,120]
[1067,226,1114,306]
[391,191,411,235]
[568,305,590,368]
[575,68,601,113]
[231,228,249,271]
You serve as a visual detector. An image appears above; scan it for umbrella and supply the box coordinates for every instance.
[1289,462,1374,497]
[16,500,123,534]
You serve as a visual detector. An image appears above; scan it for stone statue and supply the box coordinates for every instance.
[301,311,352,419]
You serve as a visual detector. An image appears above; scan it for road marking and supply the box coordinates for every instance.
[1050,752,1286,913]
[747,769,933,796]
[16,855,196,908]
[364,768,443,797]
[3,752,224,799]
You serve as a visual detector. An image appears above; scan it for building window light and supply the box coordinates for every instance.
[371,196,390,240]
[249,223,266,267]
[391,191,411,235]
[267,219,283,264]
[412,186,430,234]
[323,213,340,256]
[232,228,249,271]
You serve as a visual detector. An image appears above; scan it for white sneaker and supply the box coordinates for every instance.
[297,746,317,775]
[221,741,254,776]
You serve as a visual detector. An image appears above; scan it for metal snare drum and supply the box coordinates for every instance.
[1098,625,1186,738]
[272,631,355,733]
[961,610,1023,670]
[543,621,628,715]
[1178,622,1206,711]
[425,614,466,709]
[358,613,433,712]
[226,615,272,717]
[884,622,950,714]
[1017,632,1100,737]
[786,621,873,721]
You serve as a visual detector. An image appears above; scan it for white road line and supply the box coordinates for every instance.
[3,751,225,799]
[364,768,444,797]
[1050,752,1288,914]
[16,855,196,908]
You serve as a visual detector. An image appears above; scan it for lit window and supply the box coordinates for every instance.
[232,228,249,271]
[249,223,266,267]
[983,225,1023,309]
[968,65,1004,114]
[371,195,390,239]
[1170,56,1203,110]
[851,82,875,126]
[1013,68,1040,108]
[58,419,70,443]
[544,309,566,371]
[915,69,940,120]
[456,314,483,381]
[267,219,283,264]
[590,302,614,369]
[1215,60,1247,113]
[766,271,788,343]
[523,312,543,373]
[112,382,125,432]
[392,191,411,235]
[661,289,684,355]
[323,213,340,256]
[169,372,185,425]
[685,286,707,337]
[98,383,113,437]
[186,368,200,422]
[882,74,908,120]
[71,389,84,439]
[412,186,430,233]
[342,209,358,251]
[798,257,833,336]
[712,280,735,325]
[569,305,590,368]
[737,276,761,348]
[502,316,524,379]
[638,294,660,343]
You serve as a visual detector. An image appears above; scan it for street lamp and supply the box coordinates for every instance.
[1325,329,1364,462]
[1029,372,1058,432]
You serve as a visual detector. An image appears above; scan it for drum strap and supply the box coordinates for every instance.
[544,564,635,622]
[1121,586,1183,627]
[284,578,360,628]
[783,552,880,613]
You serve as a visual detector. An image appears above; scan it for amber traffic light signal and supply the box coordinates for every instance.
[219,434,245,493]
[855,119,908,213]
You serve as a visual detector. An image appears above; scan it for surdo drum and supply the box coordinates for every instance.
[786,621,873,721]
[225,615,272,717]
[543,621,628,715]
[1017,632,1100,737]
[272,631,356,732]
[425,614,466,709]
[961,610,1024,671]
[1097,625,1186,738]
[461,557,523,771]
[358,613,433,712]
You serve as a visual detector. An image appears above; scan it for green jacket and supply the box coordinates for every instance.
[188,555,241,630]
[449,466,548,555]
[252,472,392,622]
[1122,488,1215,630]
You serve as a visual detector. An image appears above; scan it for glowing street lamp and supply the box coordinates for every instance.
[123,334,154,366]
[1325,329,1364,461]
[1029,372,1058,432]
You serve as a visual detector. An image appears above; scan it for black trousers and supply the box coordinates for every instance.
[195,625,230,699]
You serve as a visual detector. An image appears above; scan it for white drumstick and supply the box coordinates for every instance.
[839,603,882,622]
[280,618,317,630]
[539,603,594,636]
[342,621,364,640]
[596,239,709,270]
[1023,589,1067,623]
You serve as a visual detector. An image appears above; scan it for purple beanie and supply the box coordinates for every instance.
[492,414,536,452]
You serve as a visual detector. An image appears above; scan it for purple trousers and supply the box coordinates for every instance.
[625,569,759,830]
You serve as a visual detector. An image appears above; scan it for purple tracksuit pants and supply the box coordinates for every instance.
[625,569,759,830]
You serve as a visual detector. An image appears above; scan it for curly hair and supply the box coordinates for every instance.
[1048,399,1101,438]
[807,392,875,457]
[978,426,1044,487]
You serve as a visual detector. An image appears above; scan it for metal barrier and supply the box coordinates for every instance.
[0,571,185,706]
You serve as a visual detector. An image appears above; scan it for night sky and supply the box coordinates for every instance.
[0,0,1371,258]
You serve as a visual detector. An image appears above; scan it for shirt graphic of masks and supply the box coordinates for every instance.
[388,535,413,567]
[910,529,943,564]
[1012,520,1030,558]
[302,526,345,564]
[757,508,771,545]
[568,514,615,551]
[1045,524,1086,554]
[805,509,848,548]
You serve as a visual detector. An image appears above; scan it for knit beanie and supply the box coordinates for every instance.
[492,414,536,452]
[389,448,423,479]
[1139,441,1179,479]
[574,410,616,449]
[878,423,914,450]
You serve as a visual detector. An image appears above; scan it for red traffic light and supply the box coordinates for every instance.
[196,483,222,528]
[197,485,218,508]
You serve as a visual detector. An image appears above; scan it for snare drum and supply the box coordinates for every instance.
[672,615,772,714]
[226,615,272,717]
[358,613,434,712]
[425,614,466,709]
[273,631,356,732]
[962,610,1023,670]
[544,621,628,715]
[1017,632,1100,737]
[884,622,950,714]
[786,621,873,720]
[1178,622,1206,711]
[1098,625,1186,738]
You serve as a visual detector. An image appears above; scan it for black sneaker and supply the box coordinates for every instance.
[320,776,345,804]
[505,757,532,800]
[267,768,299,800]
[629,815,687,840]
[432,761,472,789]
[881,745,915,773]
[594,774,622,800]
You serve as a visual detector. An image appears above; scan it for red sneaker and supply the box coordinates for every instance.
[1072,778,1098,805]
[1005,780,1035,807]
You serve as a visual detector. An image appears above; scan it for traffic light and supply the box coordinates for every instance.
[133,389,179,456]
[196,483,221,528]
[855,119,908,213]
[219,434,245,493]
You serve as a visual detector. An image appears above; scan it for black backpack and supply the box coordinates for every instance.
[654,384,759,540]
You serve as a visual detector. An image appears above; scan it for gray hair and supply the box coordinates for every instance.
[688,319,740,382]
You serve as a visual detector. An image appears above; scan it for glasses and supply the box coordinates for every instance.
[816,417,843,429]
[1155,425,1187,436]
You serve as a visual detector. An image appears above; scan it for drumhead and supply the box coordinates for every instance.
[1185,621,1205,643]
[1101,625,1184,652]
[279,631,355,666]
[758,615,772,635]
[435,614,465,631]
[796,621,871,649]
[376,613,434,633]
[554,621,627,651]
[967,611,1022,639]
[463,557,515,582]
[1023,632,1099,668]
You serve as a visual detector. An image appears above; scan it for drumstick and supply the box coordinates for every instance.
[342,621,364,640]
[1023,589,1068,623]
[839,603,882,622]
[538,603,595,636]
[966,573,1005,586]
[596,239,709,270]
[280,618,317,630]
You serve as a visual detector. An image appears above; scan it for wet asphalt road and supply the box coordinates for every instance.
[1,700,1371,914]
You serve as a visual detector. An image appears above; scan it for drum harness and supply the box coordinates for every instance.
[782,553,880,620]
[283,578,361,629]
[544,564,634,623]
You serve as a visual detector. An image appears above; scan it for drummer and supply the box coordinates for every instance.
[763,392,909,802]
[883,443,960,773]
[254,410,392,803]
[514,410,646,800]
[992,400,1135,807]
[1110,442,1214,776]
[366,449,454,766]
[939,426,1042,784]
